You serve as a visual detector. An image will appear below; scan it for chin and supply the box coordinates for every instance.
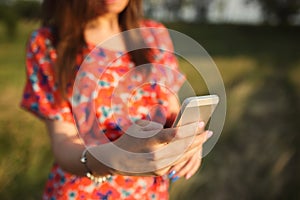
[101,0,129,14]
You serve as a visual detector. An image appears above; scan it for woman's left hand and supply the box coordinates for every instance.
[167,150,201,182]
[167,130,213,182]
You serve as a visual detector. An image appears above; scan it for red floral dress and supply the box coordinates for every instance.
[21,20,185,200]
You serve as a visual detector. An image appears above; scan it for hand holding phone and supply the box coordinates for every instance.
[172,95,219,127]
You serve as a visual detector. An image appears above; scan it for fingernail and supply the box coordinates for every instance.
[185,174,192,180]
[171,176,179,182]
[207,131,213,139]
[198,121,205,128]
[168,170,176,179]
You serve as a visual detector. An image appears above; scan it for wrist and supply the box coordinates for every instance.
[85,147,116,176]
[80,147,114,183]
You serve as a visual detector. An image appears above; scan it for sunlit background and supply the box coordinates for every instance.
[0,0,299,199]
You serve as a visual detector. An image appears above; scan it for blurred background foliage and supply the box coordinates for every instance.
[0,0,299,199]
[0,0,40,39]
[246,0,300,25]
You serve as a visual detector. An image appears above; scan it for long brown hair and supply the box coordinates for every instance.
[41,0,150,97]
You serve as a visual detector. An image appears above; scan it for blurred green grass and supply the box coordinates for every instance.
[0,21,299,199]
[0,22,52,200]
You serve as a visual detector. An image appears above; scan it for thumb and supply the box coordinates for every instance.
[135,120,173,145]
[125,120,163,139]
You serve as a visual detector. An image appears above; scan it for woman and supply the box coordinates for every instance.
[20,0,212,199]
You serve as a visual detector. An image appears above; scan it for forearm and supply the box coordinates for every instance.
[45,119,113,177]
[52,138,86,176]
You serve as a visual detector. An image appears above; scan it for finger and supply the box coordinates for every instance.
[152,121,204,145]
[144,129,211,173]
[145,120,210,143]
[164,145,200,167]
[178,129,213,152]
[176,152,201,179]
[166,155,200,182]
[134,120,164,133]
[168,130,212,157]
[167,160,187,180]
[195,121,206,135]
[185,151,202,180]
[147,145,198,173]
[126,120,163,140]
[184,156,201,180]
[187,130,214,150]
[139,120,164,131]
[134,120,174,145]
[146,130,211,163]
[168,149,203,181]
[176,121,206,139]
[135,119,153,127]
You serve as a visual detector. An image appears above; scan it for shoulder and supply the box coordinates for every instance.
[25,27,57,77]
[139,19,174,50]
[139,19,170,40]
[139,19,167,29]
[27,27,55,54]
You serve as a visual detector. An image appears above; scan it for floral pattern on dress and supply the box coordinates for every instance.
[21,20,185,200]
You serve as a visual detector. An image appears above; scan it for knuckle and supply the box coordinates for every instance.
[195,134,206,143]
[155,130,172,144]
[141,147,153,154]
[148,152,159,161]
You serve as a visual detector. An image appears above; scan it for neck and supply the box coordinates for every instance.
[86,13,120,32]
[84,13,125,49]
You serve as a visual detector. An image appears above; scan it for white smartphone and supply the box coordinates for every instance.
[172,95,219,127]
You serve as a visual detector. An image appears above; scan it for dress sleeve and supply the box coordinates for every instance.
[143,20,186,93]
[20,29,73,122]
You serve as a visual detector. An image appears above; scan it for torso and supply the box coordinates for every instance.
[22,19,185,200]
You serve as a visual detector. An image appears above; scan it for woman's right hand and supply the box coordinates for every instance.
[88,120,211,177]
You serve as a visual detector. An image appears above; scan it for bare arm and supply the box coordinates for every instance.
[44,119,113,176]
[44,117,209,178]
